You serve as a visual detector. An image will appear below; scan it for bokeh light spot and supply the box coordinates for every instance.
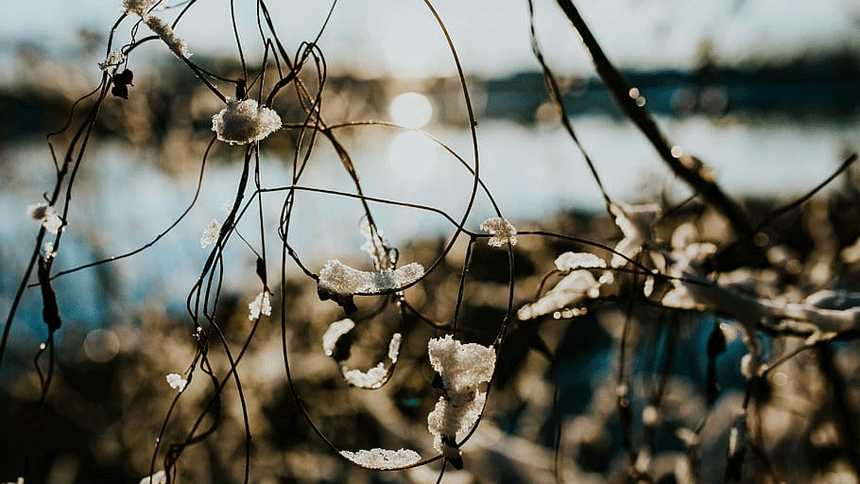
[390,92,433,129]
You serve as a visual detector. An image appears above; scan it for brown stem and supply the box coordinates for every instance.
[554,0,754,242]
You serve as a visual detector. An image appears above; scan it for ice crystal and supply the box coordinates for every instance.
[340,448,421,469]
[28,203,63,234]
[165,373,187,392]
[143,16,191,59]
[138,470,166,484]
[322,318,355,357]
[211,98,282,145]
[318,260,424,296]
[554,252,606,271]
[479,217,517,247]
[248,290,272,320]
[517,270,601,320]
[200,218,221,248]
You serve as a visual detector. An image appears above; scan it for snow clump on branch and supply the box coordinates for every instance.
[200,218,221,248]
[322,318,355,358]
[517,270,602,320]
[340,448,422,470]
[318,260,424,296]
[554,252,606,271]
[28,203,63,234]
[143,16,191,59]
[248,290,272,320]
[211,98,282,145]
[165,373,187,392]
[426,335,495,455]
[123,0,154,16]
[480,217,517,247]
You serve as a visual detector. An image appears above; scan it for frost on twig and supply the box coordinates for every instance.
[138,470,166,484]
[211,98,282,145]
[517,270,602,320]
[340,448,421,470]
[123,0,154,16]
[609,202,661,268]
[322,320,402,389]
[361,220,395,271]
[322,318,355,360]
[318,260,424,296]
[554,252,606,271]
[143,16,191,59]
[426,335,495,456]
[248,290,272,320]
[28,203,63,234]
[340,332,402,389]
[480,217,517,247]
[200,218,221,248]
[343,364,388,389]
[661,257,860,334]
[99,50,126,71]
[165,373,187,392]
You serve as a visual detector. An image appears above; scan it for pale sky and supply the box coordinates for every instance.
[2,0,859,79]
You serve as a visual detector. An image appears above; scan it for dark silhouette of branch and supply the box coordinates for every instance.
[553,0,755,244]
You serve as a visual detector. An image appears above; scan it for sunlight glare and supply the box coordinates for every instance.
[390,92,434,129]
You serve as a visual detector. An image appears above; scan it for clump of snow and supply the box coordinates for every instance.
[138,470,166,484]
[248,290,272,320]
[99,50,126,71]
[428,335,495,393]
[388,333,402,363]
[318,260,424,296]
[740,353,755,380]
[322,319,355,357]
[426,335,495,453]
[480,217,517,247]
[609,202,661,268]
[323,320,400,389]
[340,332,402,389]
[28,203,63,234]
[343,363,388,389]
[427,391,487,453]
[554,252,606,271]
[43,241,57,260]
[211,98,281,145]
[165,373,187,392]
[517,270,601,320]
[200,219,221,248]
[143,16,191,59]
[340,448,421,469]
